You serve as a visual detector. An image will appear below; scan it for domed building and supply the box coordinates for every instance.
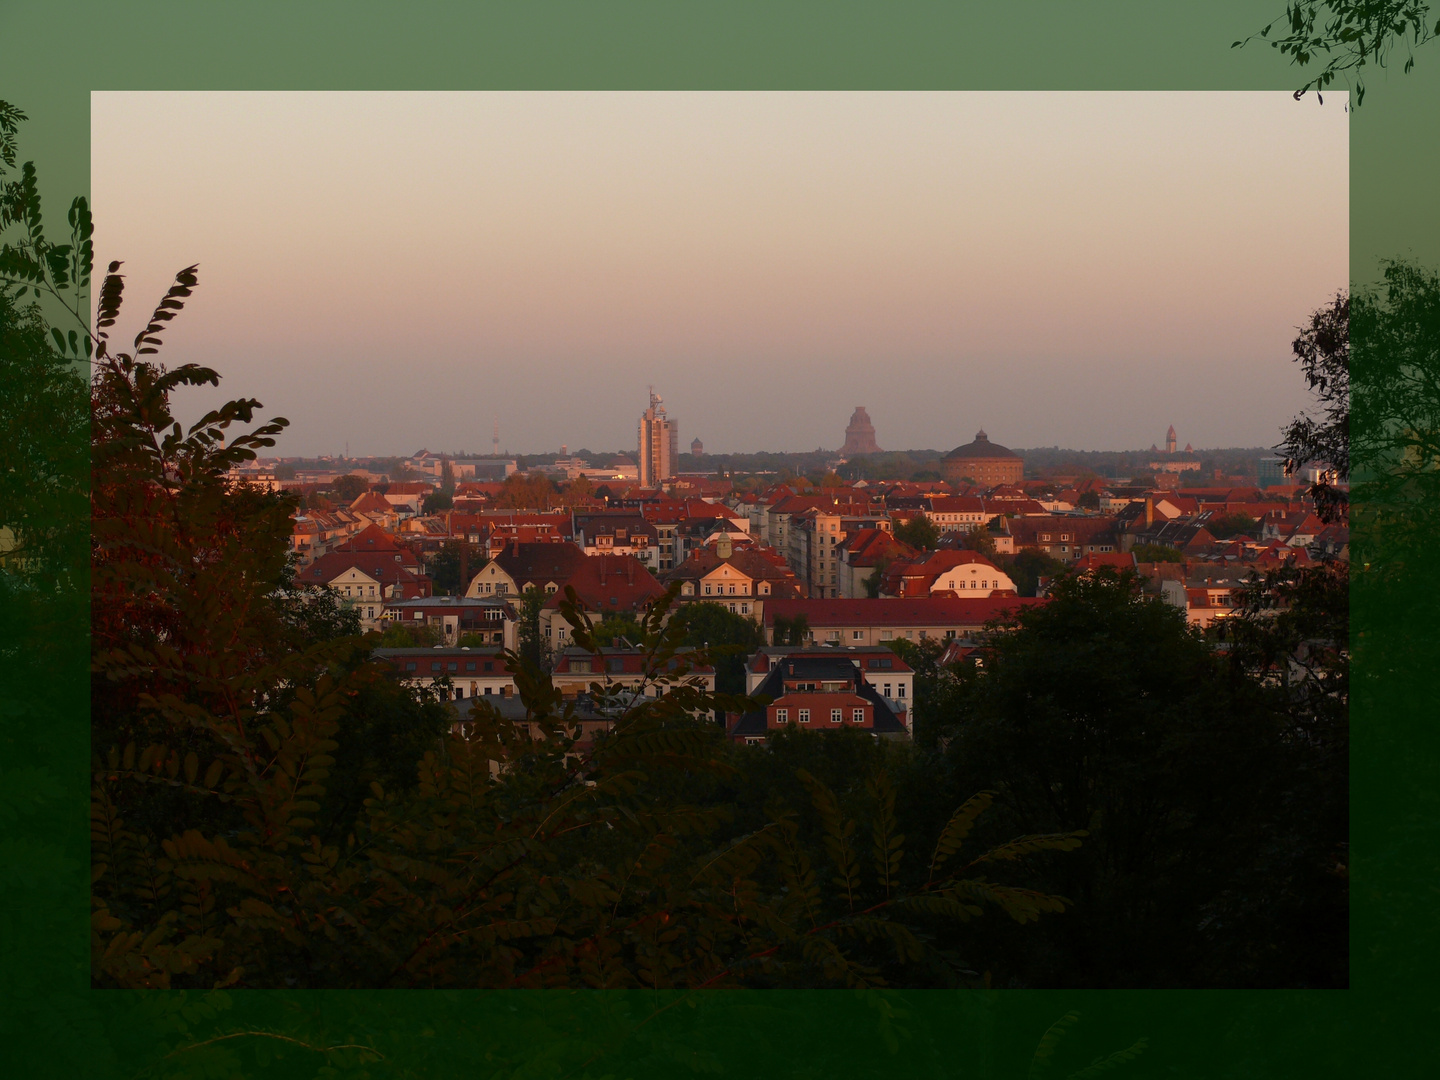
[941,430,1024,486]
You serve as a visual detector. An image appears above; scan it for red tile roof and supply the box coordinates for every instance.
[543,554,665,613]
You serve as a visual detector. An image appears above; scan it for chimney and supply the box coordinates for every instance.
[1144,496,1154,527]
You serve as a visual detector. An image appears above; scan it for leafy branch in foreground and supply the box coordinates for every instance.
[1234,0,1438,105]
[0,101,93,353]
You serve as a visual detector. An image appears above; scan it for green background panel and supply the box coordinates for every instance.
[2,2,1434,1076]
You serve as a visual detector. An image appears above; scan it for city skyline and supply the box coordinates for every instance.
[92,91,1348,455]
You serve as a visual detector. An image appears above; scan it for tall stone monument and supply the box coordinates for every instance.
[840,406,881,455]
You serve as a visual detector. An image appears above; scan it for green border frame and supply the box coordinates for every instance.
[5,1,1436,1075]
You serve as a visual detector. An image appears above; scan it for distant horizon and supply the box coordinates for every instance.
[95,91,1347,456]
[258,441,1284,463]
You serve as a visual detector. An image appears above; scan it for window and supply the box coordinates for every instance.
[830,709,842,723]
[883,683,891,696]
[483,661,493,672]
[447,662,458,672]
[405,662,417,672]
[741,603,749,614]
[852,708,865,724]
[898,684,906,698]
[484,686,492,695]
[704,584,712,595]
[798,708,810,723]
[880,629,893,641]
[852,630,863,640]
[431,662,441,672]
[465,661,476,671]
[775,708,788,724]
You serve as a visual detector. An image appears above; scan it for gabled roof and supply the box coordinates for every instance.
[664,547,802,591]
[305,550,428,588]
[837,528,918,568]
[489,541,589,586]
[542,555,665,613]
[349,491,393,513]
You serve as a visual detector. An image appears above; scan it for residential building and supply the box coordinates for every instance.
[725,653,909,745]
[550,646,715,698]
[540,554,666,653]
[663,535,802,621]
[745,646,915,717]
[762,595,1042,648]
[878,550,1016,598]
[382,595,513,647]
[464,541,589,599]
[1008,515,1121,562]
[836,528,918,598]
[374,646,516,700]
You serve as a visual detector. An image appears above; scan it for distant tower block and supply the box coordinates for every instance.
[841,406,881,455]
[638,387,678,487]
[1165,425,1177,454]
[691,437,704,456]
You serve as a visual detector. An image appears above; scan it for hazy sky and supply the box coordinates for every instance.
[92,91,1348,457]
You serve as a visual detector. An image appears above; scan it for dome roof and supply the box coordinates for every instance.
[943,430,1020,460]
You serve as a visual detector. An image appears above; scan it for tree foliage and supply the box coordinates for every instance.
[938,569,1346,987]
[670,601,764,694]
[893,513,940,551]
[1280,290,1350,521]
[331,473,369,503]
[1206,512,1261,540]
[1236,0,1438,106]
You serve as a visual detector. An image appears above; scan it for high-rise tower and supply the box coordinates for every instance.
[638,388,678,488]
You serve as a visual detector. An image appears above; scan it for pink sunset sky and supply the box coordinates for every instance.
[92,91,1348,457]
